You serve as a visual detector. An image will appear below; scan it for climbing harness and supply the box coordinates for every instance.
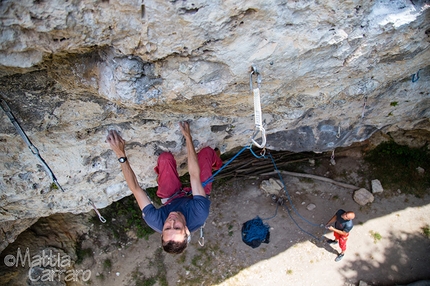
[0,98,64,192]
[249,65,266,149]
[411,69,421,83]
[161,188,192,205]
[88,199,107,223]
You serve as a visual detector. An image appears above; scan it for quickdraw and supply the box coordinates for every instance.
[411,69,421,83]
[330,150,336,165]
[1,98,108,223]
[361,96,368,119]
[0,98,64,192]
[250,65,266,149]
[88,199,107,223]
[198,222,205,246]
[164,67,270,246]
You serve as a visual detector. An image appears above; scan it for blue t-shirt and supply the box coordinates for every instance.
[142,195,210,233]
[335,209,353,233]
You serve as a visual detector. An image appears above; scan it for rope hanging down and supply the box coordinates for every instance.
[266,152,326,241]
[202,142,325,241]
[242,148,324,248]
[248,147,325,241]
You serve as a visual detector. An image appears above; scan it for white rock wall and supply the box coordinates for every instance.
[0,0,429,250]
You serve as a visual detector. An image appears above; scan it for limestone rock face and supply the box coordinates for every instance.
[0,0,429,250]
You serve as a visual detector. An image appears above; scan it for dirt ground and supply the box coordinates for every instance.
[78,148,430,286]
[1,146,430,286]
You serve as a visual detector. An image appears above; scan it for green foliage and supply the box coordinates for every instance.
[191,254,202,267]
[179,172,191,186]
[95,196,155,243]
[390,101,398,107]
[370,230,382,243]
[145,187,160,205]
[132,269,157,286]
[103,258,112,271]
[75,239,93,264]
[228,224,234,236]
[422,225,430,238]
[130,248,167,286]
[364,141,430,197]
[369,141,424,164]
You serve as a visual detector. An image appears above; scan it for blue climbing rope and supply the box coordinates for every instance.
[203,145,326,241]
[267,153,321,227]
[260,203,279,221]
[202,145,250,187]
[268,153,325,241]
[202,144,267,187]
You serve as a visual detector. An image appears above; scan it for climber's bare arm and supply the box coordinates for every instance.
[179,122,205,197]
[107,130,151,210]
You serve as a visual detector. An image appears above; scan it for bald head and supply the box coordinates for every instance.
[345,211,355,220]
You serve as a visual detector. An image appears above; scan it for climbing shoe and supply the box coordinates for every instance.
[327,239,337,245]
[335,253,344,262]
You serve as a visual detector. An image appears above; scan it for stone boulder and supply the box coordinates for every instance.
[306,203,316,211]
[371,179,384,194]
[260,178,283,195]
[353,188,375,206]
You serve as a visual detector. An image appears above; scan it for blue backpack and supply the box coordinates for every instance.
[241,216,270,248]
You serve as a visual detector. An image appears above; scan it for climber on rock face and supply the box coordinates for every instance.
[106,121,222,254]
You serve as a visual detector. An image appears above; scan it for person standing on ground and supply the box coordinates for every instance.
[106,121,222,254]
[325,209,355,262]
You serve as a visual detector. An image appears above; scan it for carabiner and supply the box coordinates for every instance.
[251,125,266,149]
[250,65,262,90]
[198,223,205,246]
